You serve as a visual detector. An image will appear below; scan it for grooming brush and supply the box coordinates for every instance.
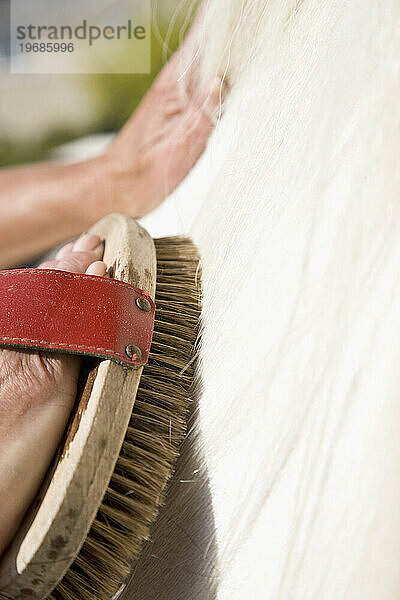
[0,213,201,600]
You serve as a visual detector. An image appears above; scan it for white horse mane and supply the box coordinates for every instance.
[135,1,400,598]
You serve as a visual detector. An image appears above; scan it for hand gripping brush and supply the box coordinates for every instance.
[0,213,201,600]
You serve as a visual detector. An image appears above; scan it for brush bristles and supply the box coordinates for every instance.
[48,237,201,600]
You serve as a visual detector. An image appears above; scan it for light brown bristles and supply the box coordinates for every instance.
[47,237,201,600]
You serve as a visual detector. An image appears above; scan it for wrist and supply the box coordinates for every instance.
[98,144,151,220]
[81,145,153,222]
[67,157,114,226]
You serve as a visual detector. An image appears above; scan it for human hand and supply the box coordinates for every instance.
[0,234,106,555]
[100,9,225,218]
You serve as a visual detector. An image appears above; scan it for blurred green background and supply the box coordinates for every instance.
[0,1,199,167]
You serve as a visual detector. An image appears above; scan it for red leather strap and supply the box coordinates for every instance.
[0,269,156,367]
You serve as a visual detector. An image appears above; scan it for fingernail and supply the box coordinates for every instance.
[85,261,107,276]
[73,233,101,252]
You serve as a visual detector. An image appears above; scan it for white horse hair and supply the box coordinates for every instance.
[131,1,400,598]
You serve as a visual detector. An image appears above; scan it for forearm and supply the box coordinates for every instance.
[0,158,107,268]
[0,26,220,270]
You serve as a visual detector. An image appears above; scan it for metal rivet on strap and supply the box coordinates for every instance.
[125,344,142,362]
[135,296,152,312]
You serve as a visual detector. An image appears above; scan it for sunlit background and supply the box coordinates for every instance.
[0,0,199,167]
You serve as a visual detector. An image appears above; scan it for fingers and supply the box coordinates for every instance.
[71,233,103,253]
[167,1,207,72]
[147,76,226,200]
[171,76,225,162]
[85,261,107,276]
[38,234,107,276]
[174,76,225,145]
[55,242,74,259]
[195,75,228,124]
[151,2,213,99]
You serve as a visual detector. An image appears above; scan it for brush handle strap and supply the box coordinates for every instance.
[0,268,155,367]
